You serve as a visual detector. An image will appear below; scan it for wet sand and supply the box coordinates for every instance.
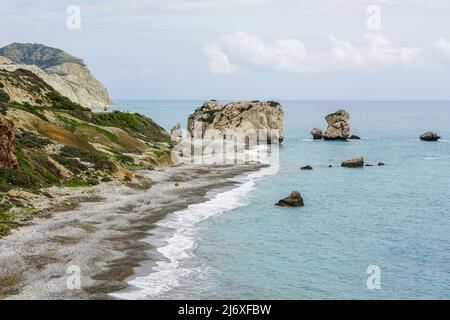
[0,163,263,300]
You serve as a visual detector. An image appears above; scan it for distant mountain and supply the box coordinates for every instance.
[0,42,84,69]
[0,43,111,109]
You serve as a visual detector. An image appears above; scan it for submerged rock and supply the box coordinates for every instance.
[341,156,364,168]
[311,128,323,140]
[349,135,361,140]
[378,162,385,166]
[420,131,441,141]
[275,191,304,207]
[323,109,350,140]
[187,100,284,144]
[300,165,313,170]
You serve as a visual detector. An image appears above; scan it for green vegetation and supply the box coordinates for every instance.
[268,101,280,107]
[0,88,10,103]
[9,101,48,121]
[58,146,116,172]
[16,131,52,149]
[56,114,119,143]
[91,111,171,143]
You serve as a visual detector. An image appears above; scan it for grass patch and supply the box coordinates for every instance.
[56,114,119,143]
[0,88,10,103]
[10,101,48,121]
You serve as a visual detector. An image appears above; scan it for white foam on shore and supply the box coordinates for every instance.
[111,146,279,299]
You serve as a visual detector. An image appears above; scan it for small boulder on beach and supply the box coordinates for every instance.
[311,128,323,140]
[420,131,441,141]
[300,165,313,170]
[275,191,304,207]
[341,156,364,168]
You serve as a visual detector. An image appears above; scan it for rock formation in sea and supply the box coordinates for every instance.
[187,100,284,144]
[0,43,111,109]
[170,122,183,143]
[420,131,441,141]
[341,156,364,168]
[311,128,323,140]
[323,109,351,140]
[275,191,304,207]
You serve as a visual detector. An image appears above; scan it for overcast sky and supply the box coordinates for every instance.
[1,0,450,100]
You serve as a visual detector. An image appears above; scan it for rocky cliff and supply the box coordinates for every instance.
[187,100,284,144]
[0,43,111,109]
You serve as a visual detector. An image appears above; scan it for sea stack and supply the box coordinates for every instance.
[170,122,183,143]
[420,132,441,141]
[323,109,350,141]
[187,100,284,144]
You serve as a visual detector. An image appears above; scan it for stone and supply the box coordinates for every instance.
[275,191,304,207]
[378,162,385,166]
[341,156,364,168]
[300,165,313,170]
[170,122,183,143]
[187,100,284,144]
[420,131,441,141]
[311,128,323,140]
[349,135,361,139]
[323,109,350,140]
[0,114,18,169]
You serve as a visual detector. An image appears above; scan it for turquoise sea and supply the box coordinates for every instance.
[112,100,450,299]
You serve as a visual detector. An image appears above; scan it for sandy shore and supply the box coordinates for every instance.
[0,163,264,300]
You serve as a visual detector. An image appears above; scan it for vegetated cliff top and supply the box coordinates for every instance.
[0,43,85,69]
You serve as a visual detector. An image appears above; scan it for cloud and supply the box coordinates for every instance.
[433,38,450,59]
[204,45,238,74]
[204,32,424,74]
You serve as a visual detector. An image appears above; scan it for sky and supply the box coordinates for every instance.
[1,0,450,100]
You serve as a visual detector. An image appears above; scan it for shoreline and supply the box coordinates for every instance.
[0,162,265,300]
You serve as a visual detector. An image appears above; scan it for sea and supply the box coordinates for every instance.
[110,100,450,299]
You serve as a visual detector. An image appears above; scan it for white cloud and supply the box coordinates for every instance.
[204,45,238,74]
[433,38,450,59]
[205,32,424,74]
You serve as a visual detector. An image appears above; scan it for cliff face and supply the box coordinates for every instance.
[187,100,284,144]
[0,43,111,109]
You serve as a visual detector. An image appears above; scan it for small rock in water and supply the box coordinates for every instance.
[300,165,313,170]
[275,191,304,207]
[365,164,373,167]
[349,135,361,139]
[341,156,364,168]
[328,165,333,168]
[420,131,440,141]
[311,128,323,140]
[378,162,385,166]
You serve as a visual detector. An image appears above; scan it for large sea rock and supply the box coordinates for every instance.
[187,100,284,144]
[0,43,111,109]
[323,109,350,140]
[311,128,323,140]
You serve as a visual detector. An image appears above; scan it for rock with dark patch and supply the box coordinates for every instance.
[341,156,364,168]
[311,128,323,140]
[420,131,441,141]
[323,109,350,140]
[300,165,313,170]
[275,191,304,207]
[378,162,385,166]
[349,135,361,139]
[0,114,18,169]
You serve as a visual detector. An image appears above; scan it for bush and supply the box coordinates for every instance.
[0,88,10,103]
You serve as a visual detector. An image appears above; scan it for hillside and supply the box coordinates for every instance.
[0,68,172,236]
[0,43,111,109]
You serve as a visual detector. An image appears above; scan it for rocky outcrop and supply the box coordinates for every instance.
[0,43,111,109]
[0,114,18,169]
[323,109,350,140]
[341,156,364,168]
[275,191,304,207]
[187,100,284,144]
[420,131,441,141]
[311,128,323,140]
[170,122,182,143]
